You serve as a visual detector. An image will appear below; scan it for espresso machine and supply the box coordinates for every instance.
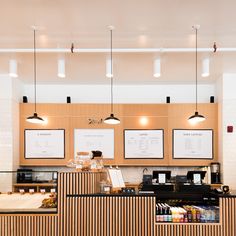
[210,162,221,184]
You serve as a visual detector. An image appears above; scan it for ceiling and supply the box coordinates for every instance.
[1,0,236,84]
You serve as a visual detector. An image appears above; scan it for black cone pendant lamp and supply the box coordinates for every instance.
[26,28,44,124]
[104,26,120,125]
[188,25,205,123]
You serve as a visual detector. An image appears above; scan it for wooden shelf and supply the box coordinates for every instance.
[13,183,57,193]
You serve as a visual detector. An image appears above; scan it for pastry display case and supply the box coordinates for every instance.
[0,170,57,213]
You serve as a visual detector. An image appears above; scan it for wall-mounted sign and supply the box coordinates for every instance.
[173,129,213,159]
[74,129,114,159]
[124,129,164,159]
[24,129,65,159]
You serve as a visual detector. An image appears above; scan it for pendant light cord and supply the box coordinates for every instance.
[110,28,113,114]
[33,29,37,113]
[195,27,198,112]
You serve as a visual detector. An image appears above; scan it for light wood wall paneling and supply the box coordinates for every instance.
[0,214,58,236]
[64,195,155,236]
[155,223,221,236]
[20,103,71,166]
[20,103,218,166]
[168,103,218,166]
[221,197,236,236]
[69,116,122,165]
[70,104,123,117]
[58,172,103,236]
[122,104,168,117]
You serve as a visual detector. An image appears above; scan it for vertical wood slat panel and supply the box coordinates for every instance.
[66,196,155,236]
[0,215,58,236]
[58,171,103,236]
[155,224,221,236]
[221,197,236,236]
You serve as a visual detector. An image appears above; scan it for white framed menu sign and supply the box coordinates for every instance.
[74,129,114,159]
[124,129,164,159]
[24,129,65,159]
[173,129,213,159]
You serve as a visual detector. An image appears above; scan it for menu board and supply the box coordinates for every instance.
[74,129,114,159]
[24,129,65,159]
[124,129,164,159]
[173,129,213,159]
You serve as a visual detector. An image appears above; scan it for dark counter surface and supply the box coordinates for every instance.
[216,190,236,198]
[67,192,156,197]
[66,190,236,198]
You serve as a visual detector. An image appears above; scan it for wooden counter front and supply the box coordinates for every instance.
[65,195,156,236]
[1,172,236,236]
[0,214,58,236]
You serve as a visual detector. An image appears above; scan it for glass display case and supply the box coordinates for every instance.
[154,191,220,223]
[0,170,57,213]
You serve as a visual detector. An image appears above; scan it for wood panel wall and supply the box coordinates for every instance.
[65,196,156,236]
[20,103,218,166]
[155,223,221,236]
[58,172,104,236]
[0,214,58,236]
[220,197,236,236]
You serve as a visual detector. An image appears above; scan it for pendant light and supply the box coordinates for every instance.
[188,25,205,123]
[26,29,44,124]
[104,26,120,125]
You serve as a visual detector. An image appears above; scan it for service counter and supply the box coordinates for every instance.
[0,171,236,236]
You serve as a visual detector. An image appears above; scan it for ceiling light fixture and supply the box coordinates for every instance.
[9,59,18,78]
[104,26,120,125]
[26,28,44,124]
[58,59,65,78]
[201,58,210,77]
[188,25,206,124]
[153,58,161,78]
[106,57,113,78]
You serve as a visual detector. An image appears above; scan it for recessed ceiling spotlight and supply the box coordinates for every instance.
[153,58,161,78]
[58,59,65,78]
[9,60,18,78]
[106,57,113,78]
[202,58,210,77]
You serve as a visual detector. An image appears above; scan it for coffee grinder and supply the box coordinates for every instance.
[210,162,221,184]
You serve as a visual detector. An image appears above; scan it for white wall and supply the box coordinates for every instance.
[23,84,216,103]
[0,77,22,191]
[219,74,236,189]
[0,76,22,171]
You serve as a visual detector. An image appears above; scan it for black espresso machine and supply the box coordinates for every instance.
[17,169,33,183]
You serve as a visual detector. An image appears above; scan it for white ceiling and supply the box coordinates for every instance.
[1,0,236,84]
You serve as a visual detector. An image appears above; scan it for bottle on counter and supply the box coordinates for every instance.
[161,203,168,222]
[158,204,164,222]
[192,207,197,222]
[184,211,188,223]
[196,207,201,222]
[187,208,192,223]
[165,204,172,222]
[156,204,160,222]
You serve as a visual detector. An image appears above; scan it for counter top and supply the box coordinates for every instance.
[0,193,57,213]
[67,192,156,197]
[217,190,236,198]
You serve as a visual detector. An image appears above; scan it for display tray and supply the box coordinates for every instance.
[0,193,56,213]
